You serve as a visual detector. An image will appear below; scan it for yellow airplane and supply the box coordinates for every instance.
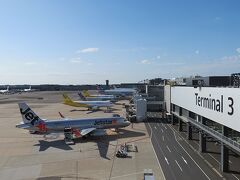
[63,93,113,110]
[82,90,117,102]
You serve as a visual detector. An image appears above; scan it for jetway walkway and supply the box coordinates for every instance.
[172,112,240,153]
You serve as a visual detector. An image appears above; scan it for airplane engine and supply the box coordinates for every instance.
[90,129,107,136]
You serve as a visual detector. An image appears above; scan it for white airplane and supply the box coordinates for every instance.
[0,86,9,94]
[80,91,117,102]
[96,85,137,97]
[23,86,32,92]
[104,88,137,97]
[63,93,113,110]
[16,102,130,147]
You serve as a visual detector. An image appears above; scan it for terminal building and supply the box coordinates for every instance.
[142,75,240,174]
[167,86,240,172]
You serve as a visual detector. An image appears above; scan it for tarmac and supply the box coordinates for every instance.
[0,91,165,180]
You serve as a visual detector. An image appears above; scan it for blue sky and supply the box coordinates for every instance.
[0,0,240,84]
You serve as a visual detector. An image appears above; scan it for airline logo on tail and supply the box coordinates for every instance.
[18,103,47,132]
[19,103,40,125]
[63,94,73,103]
[78,92,87,100]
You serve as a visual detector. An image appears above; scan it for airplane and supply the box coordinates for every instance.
[103,87,137,97]
[63,93,113,110]
[80,91,116,102]
[16,102,130,144]
[0,86,9,94]
[22,85,33,92]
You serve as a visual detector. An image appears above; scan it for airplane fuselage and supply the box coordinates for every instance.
[104,88,136,96]
[17,117,130,133]
[73,100,112,107]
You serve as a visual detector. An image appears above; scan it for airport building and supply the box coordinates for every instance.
[162,83,240,172]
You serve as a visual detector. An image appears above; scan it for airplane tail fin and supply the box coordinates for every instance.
[63,93,74,104]
[7,86,9,91]
[78,92,87,100]
[82,90,90,97]
[18,102,41,125]
[96,85,104,94]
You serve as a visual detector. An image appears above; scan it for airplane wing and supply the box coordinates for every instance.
[80,127,96,136]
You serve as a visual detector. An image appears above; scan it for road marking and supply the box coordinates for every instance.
[168,125,211,180]
[146,123,166,180]
[148,122,180,180]
[175,160,183,172]
[165,157,169,165]
[162,136,164,141]
[173,130,182,141]
[161,128,163,133]
[166,145,171,153]
[208,154,238,180]
[232,174,240,180]
[157,124,160,127]
[154,126,157,129]
[182,156,188,164]
[164,126,167,130]
[208,154,219,164]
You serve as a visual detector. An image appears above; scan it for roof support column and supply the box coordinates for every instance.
[187,122,192,140]
[220,126,230,172]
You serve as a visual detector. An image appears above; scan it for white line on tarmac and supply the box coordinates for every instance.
[182,156,188,164]
[165,157,169,165]
[157,123,160,127]
[208,154,238,180]
[168,125,211,180]
[166,145,171,153]
[154,126,157,129]
[208,154,219,164]
[232,174,240,180]
[175,160,183,172]
[162,136,165,141]
[161,129,163,133]
[147,123,166,180]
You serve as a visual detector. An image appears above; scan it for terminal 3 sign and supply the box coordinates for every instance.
[171,87,240,132]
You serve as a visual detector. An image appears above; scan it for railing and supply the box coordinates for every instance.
[172,112,240,153]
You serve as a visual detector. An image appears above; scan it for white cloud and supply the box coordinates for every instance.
[195,50,199,54]
[76,48,99,53]
[141,59,151,64]
[24,62,36,65]
[236,48,240,54]
[221,55,240,62]
[70,57,82,63]
[156,55,161,59]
